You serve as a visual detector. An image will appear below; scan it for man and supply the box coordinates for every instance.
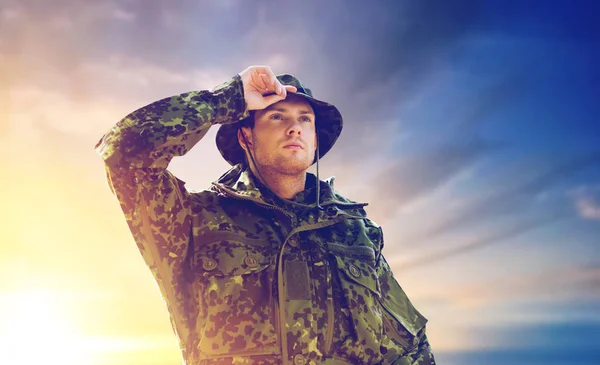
[96,65,435,365]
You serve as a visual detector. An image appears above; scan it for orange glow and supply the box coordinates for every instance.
[0,288,182,365]
[0,290,90,365]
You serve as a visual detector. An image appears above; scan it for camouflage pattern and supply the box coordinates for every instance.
[95,74,435,365]
[216,73,343,166]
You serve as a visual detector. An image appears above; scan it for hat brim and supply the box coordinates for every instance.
[216,92,343,166]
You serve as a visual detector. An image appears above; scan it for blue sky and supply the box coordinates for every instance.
[1,1,599,364]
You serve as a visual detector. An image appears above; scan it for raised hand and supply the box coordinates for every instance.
[239,66,297,111]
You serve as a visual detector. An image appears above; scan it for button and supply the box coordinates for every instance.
[203,259,217,271]
[288,239,298,248]
[293,354,306,365]
[244,255,258,267]
[349,264,361,278]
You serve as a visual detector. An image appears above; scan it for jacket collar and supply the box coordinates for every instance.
[210,164,368,212]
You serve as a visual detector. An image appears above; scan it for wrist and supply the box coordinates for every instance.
[211,74,249,125]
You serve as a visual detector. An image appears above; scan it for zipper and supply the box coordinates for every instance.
[274,294,281,349]
[323,271,334,354]
[211,182,292,217]
[277,249,289,364]
[281,218,348,359]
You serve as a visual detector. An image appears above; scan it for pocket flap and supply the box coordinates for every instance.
[379,271,428,337]
[193,244,270,277]
[334,255,380,296]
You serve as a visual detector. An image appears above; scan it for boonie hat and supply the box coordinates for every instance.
[216,74,343,166]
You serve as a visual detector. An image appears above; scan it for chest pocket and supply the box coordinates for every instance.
[335,256,380,295]
[330,245,385,364]
[190,235,279,358]
[378,270,428,356]
[193,243,270,277]
[330,243,426,363]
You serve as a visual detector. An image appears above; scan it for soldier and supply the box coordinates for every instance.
[96,65,435,365]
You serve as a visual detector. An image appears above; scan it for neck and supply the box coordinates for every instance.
[249,164,306,200]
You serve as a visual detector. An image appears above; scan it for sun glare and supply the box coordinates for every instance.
[0,290,92,365]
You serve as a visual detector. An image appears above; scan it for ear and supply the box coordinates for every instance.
[237,127,253,152]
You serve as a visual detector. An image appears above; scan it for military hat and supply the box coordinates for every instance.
[216,74,343,166]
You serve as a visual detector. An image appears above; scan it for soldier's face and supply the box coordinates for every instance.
[239,95,317,175]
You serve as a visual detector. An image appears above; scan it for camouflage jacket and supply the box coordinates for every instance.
[95,75,435,365]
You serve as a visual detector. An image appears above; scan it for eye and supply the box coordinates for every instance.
[269,113,283,120]
[300,116,313,122]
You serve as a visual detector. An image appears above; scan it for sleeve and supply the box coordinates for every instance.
[94,75,248,357]
[375,229,436,365]
[95,74,248,171]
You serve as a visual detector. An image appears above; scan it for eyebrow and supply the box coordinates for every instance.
[265,107,315,115]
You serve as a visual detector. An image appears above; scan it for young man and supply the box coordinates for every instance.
[96,65,435,365]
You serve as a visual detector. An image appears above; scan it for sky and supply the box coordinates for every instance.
[1,0,599,364]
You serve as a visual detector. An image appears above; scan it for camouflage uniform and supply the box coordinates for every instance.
[95,74,436,365]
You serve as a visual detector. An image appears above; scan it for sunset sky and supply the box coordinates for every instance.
[1,1,599,364]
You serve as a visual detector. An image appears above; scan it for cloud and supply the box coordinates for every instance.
[1,7,21,21]
[572,185,600,220]
[403,152,600,245]
[0,51,233,139]
[437,321,600,365]
[577,198,600,220]
[361,151,599,287]
[344,0,486,91]
[111,6,136,22]
[74,55,231,100]
[404,262,600,335]
[0,0,494,160]
[387,139,501,207]
[458,263,600,306]
[394,213,569,272]
[345,71,531,220]
[1,1,135,24]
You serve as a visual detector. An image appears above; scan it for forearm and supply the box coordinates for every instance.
[95,74,248,170]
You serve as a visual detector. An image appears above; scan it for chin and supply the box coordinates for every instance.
[273,157,312,175]
[281,163,311,175]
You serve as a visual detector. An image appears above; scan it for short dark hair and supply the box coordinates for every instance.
[238,111,256,167]
[239,110,256,129]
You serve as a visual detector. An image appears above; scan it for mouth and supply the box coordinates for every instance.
[283,142,304,150]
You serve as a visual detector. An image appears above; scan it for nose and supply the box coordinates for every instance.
[286,124,302,136]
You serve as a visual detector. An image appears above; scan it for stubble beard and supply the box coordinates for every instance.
[251,142,312,178]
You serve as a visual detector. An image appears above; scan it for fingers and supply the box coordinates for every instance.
[259,73,287,98]
[244,66,297,97]
[256,83,298,109]
[240,65,300,110]
[262,93,285,106]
